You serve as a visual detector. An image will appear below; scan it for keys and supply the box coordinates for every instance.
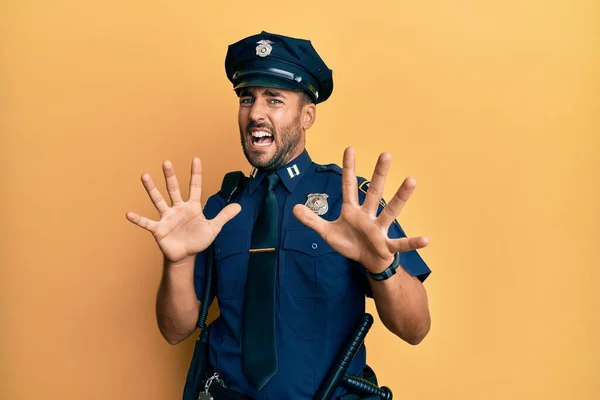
[198,373,227,400]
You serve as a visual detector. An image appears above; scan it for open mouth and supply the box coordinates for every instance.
[250,130,274,147]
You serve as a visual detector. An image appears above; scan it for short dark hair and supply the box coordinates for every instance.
[299,91,314,106]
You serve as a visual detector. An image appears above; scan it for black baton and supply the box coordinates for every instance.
[341,375,393,400]
[314,313,373,400]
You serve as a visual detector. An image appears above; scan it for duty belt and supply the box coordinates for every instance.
[196,314,393,400]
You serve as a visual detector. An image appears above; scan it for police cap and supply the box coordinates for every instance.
[225,31,334,104]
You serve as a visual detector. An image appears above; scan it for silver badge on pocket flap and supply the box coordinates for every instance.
[305,193,329,216]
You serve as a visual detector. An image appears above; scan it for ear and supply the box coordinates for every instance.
[302,103,317,130]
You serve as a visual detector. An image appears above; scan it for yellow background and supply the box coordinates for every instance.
[2,0,598,399]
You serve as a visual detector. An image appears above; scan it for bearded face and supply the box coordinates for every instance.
[237,87,309,171]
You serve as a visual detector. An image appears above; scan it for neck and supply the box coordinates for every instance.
[282,145,305,167]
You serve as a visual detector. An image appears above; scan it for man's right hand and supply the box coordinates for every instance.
[126,157,242,263]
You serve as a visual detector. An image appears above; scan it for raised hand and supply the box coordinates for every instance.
[126,158,241,263]
[293,147,429,273]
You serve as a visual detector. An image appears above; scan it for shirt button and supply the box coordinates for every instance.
[311,243,318,250]
[216,248,221,254]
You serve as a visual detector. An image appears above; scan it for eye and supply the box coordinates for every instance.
[269,99,283,104]
[240,97,254,105]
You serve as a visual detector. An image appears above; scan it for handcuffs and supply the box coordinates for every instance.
[197,372,227,400]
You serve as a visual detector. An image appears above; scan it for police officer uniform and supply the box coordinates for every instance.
[190,31,431,400]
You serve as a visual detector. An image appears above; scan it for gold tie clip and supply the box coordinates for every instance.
[249,248,276,253]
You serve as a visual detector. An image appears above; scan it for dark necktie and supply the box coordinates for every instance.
[242,173,280,390]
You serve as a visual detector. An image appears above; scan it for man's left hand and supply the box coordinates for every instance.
[293,147,429,274]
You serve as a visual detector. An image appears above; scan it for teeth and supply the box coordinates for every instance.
[251,131,273,138]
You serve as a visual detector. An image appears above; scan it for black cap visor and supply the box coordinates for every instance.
[234,75,301,93]
[233,69,318,103]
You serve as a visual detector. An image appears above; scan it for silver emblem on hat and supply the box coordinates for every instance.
[256,40,273,57]
[305,193,329,216]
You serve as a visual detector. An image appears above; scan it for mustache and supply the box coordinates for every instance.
[246,121,274,133]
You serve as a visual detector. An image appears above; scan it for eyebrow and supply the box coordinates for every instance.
[239,89,253,97]
[263,89,286,98]
[239,88,287,99]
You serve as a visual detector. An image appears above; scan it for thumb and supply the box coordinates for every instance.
[211,203,242,230]
[293,204,328,236]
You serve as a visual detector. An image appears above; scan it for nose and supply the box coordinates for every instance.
[248,99,267,124]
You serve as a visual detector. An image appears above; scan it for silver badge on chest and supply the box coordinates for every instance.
[305,193,329,216]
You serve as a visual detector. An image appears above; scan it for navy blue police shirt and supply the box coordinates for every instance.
[193,150,431,400]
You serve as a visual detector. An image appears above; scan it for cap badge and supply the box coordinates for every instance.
[305,193,329,216]
[256,40,273,57]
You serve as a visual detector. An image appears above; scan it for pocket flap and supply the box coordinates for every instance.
[213,232,246,260]
[283,228,337,257]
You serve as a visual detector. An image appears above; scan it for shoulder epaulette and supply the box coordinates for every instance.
[315,163,343,175]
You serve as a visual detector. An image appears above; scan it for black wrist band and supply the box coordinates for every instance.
[365,252,402,281]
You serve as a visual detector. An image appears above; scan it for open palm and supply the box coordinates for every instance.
[293,147,429,273]
[126,158,241,263]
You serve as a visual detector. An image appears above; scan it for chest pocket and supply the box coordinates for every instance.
[213,230,250,299]
[282,228,353,299]
[281,227,359,340]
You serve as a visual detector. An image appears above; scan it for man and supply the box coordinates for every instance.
[126,31,432,400]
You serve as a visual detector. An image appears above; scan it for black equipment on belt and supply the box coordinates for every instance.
[182,243,216,400]
[314,314,393,400]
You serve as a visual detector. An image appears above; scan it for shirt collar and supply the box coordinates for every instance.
[249,150,313,194]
